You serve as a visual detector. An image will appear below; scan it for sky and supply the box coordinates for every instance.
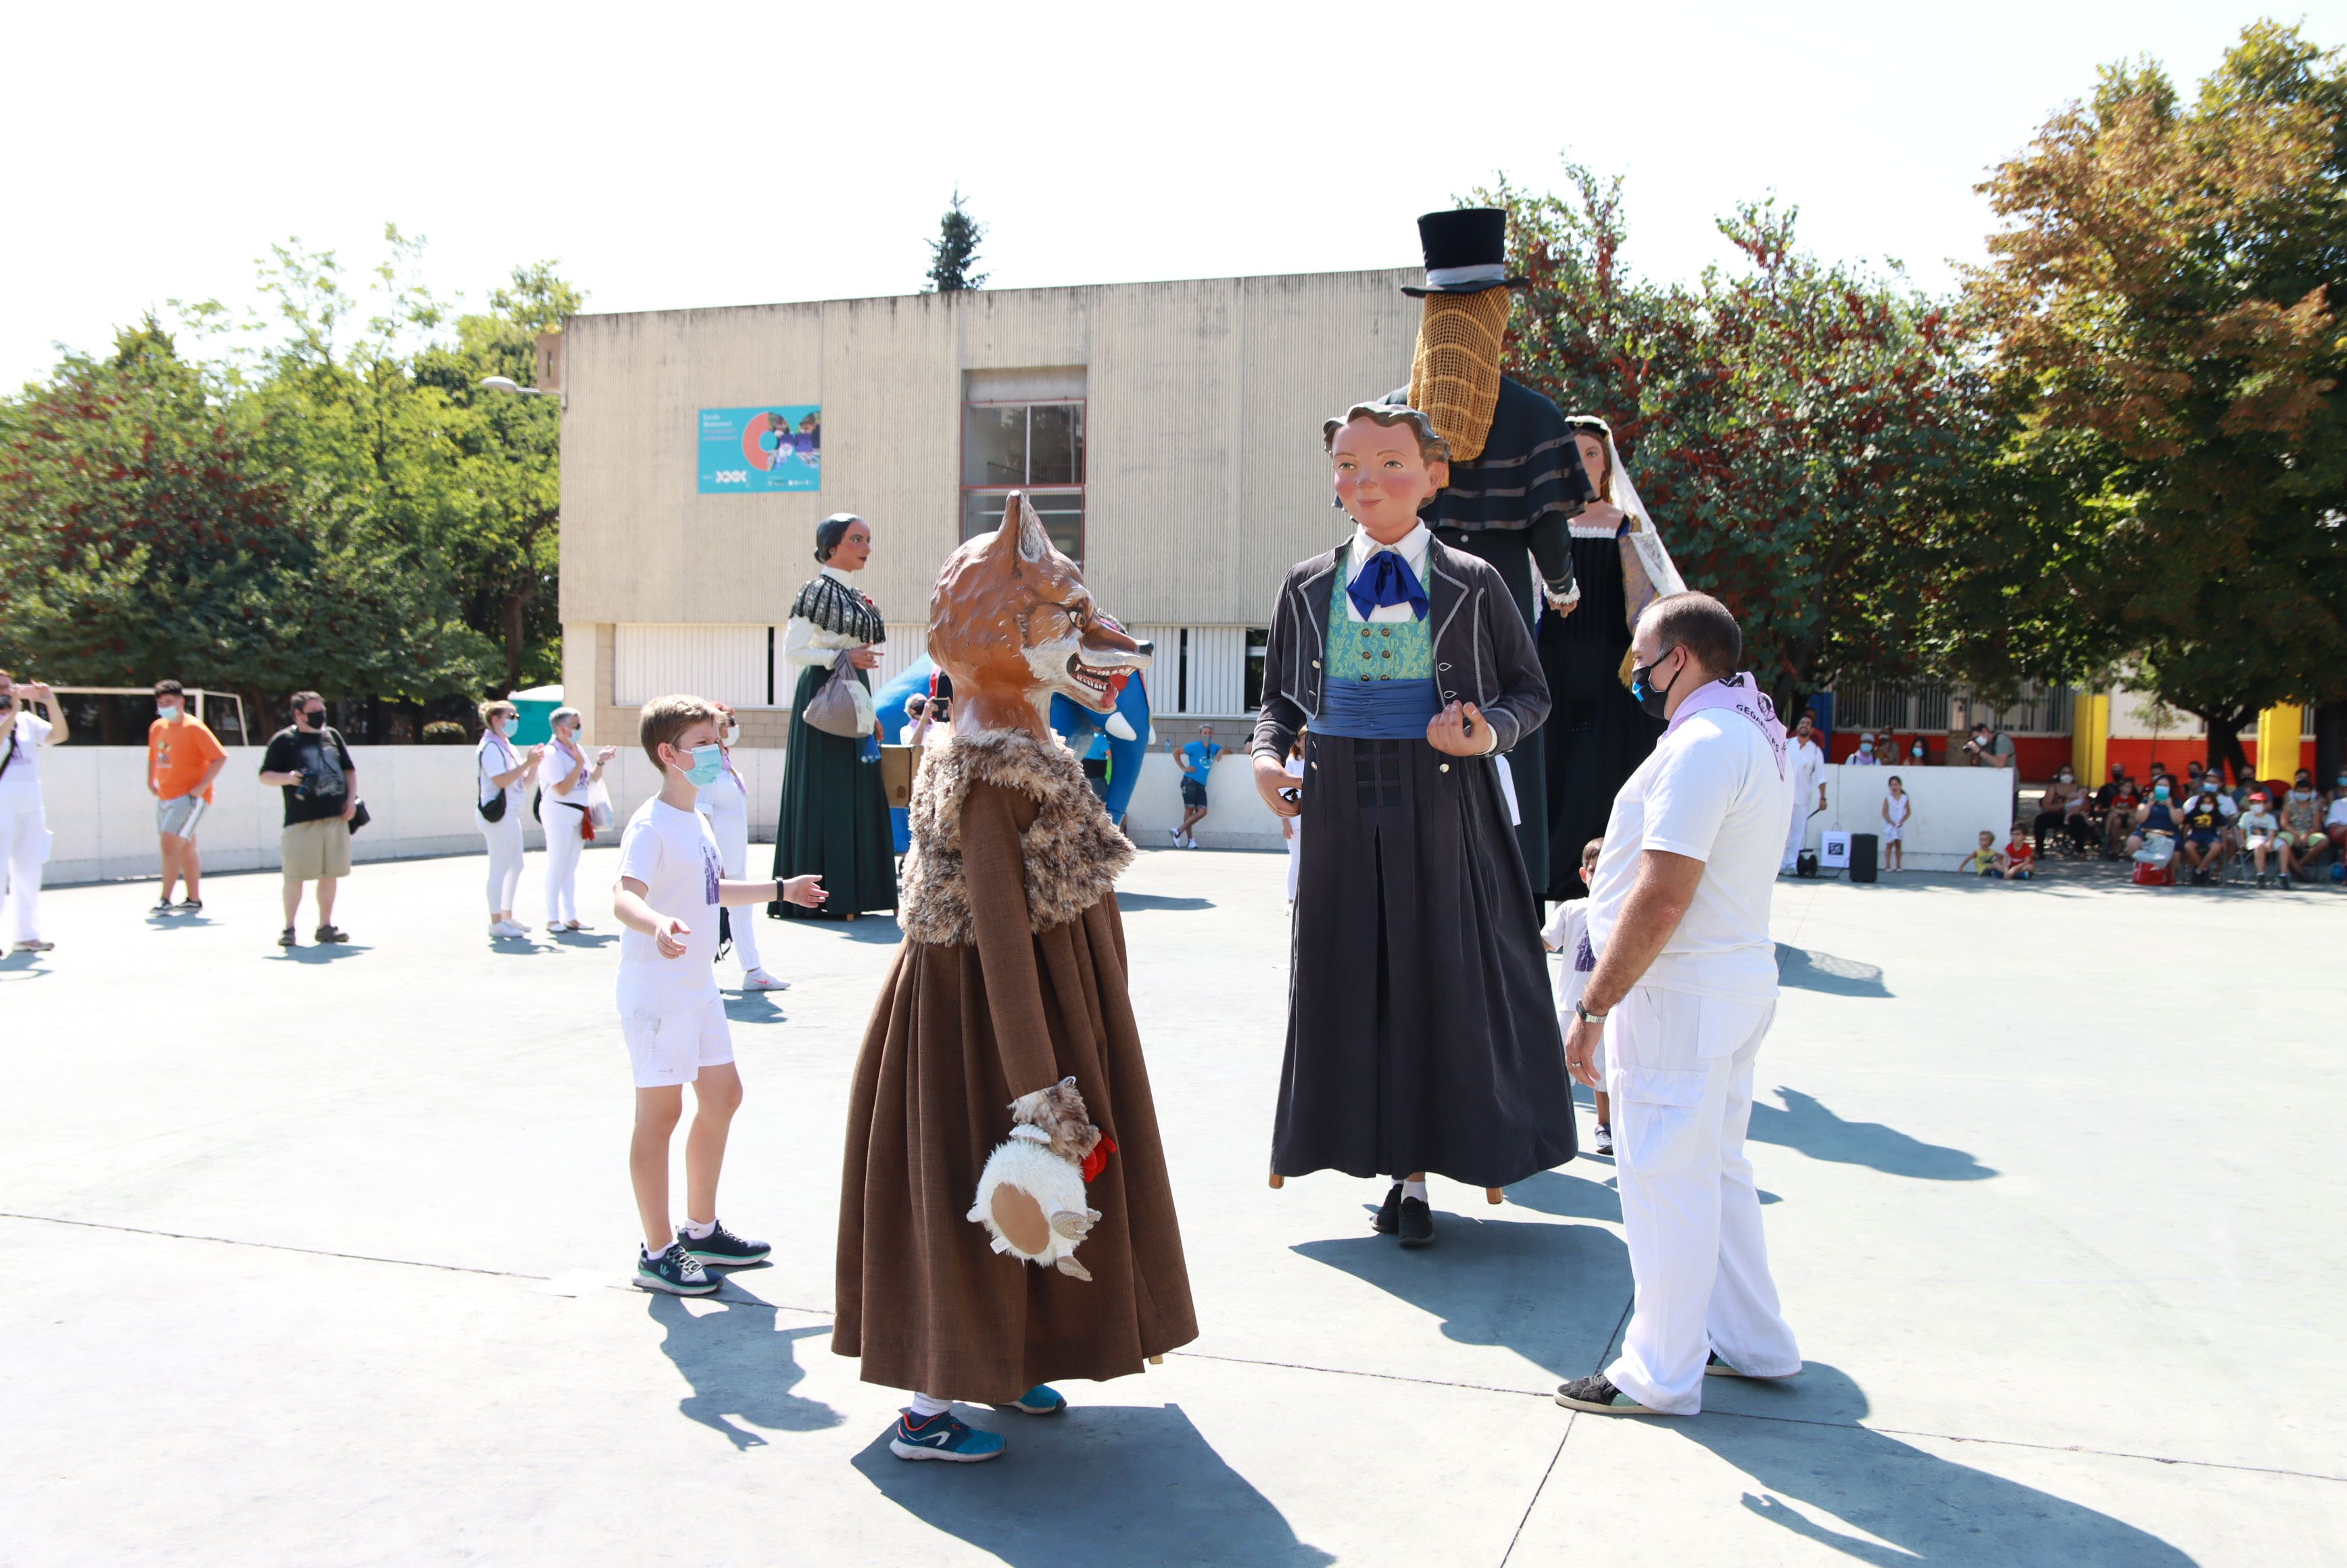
[2,1,2335,389]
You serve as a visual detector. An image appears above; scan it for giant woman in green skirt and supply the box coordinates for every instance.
[771,514,897,922]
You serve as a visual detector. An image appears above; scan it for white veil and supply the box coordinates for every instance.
[1602,430,1685,601]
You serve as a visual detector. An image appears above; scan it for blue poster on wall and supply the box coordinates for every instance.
[698,405,821,493]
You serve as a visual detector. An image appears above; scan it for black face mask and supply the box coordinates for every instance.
[301,711,326,729]
[1628,647,1685,720]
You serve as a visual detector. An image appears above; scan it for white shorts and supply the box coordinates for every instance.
[622,994,734,1088]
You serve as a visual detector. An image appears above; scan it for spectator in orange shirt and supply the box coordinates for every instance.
[147,680,228,915]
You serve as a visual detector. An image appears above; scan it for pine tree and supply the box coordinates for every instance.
[925,190,987,293]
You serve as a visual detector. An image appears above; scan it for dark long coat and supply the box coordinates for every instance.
[1254,537,1577,1188]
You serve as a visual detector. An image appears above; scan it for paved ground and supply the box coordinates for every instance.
[3,846,2342,1566]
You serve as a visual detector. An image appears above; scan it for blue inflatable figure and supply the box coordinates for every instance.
[1048,669,1153,826]
[869,655,1154,833]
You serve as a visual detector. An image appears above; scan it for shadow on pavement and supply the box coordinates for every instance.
[851,1400,1334,1567]
[645,1295,843,1450]
[772,912,905,944]
[723,991,788,1024]
[1115,893,1217,912]
[1686,1362,2196,1565]
[1506,1170,1780,1226]
[1295,1214,1628,1382]
[272,943,372,964]
[0,950,52,980]
[546,929,619,948]
[1749,1089,1996,1181]
[1774,944,1892,998]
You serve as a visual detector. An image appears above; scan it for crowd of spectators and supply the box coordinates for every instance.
[2057,758,2347,888]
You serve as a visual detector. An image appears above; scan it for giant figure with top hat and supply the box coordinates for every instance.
[1380,207,1599,897]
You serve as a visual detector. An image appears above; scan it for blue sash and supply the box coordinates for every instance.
[1316,677,1441,739]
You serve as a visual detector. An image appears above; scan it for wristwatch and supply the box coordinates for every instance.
[1574,1002,1608,1025]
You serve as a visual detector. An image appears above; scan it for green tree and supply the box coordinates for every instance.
[925,190,988,293]
[1486,170,2006,718]
[413,262,583,692]
[1969,21,2347,777]
[0,318,493,729]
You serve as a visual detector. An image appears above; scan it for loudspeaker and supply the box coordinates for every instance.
[1796,850,1819,879]
[1849,833,1879,883]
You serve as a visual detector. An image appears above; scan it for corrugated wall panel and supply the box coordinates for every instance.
[1128,625,1246,714]
[875,624,930,693]
[614,624,771,707]
[1188,626,1245,714]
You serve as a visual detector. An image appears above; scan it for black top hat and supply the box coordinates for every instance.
[1401,207,1528,296]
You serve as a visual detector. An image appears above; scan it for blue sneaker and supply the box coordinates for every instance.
[1006,1385,1065,1416]
[888,1411,1006,1463]
[678,1220,771,1268]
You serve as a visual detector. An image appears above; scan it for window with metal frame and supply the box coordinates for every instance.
[961,397,1085,561]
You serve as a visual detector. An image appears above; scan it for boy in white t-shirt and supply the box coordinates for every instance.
[614,695,828,1294]
[1540,837,1609,1154]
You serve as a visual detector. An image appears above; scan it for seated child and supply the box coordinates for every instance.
[2001,830,2035,881]
[2240,791,2279,886]
[1963,829,2002,877]
[1540,838,1607,1155]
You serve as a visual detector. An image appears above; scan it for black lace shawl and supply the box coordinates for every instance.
[790,573,885,642]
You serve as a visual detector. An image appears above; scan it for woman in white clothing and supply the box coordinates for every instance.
[697,704,788,991]
[475,700,543,939]
[0,670,69,954]
[539,707,616,931]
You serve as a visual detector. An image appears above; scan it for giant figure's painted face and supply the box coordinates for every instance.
[929,493,1153,722]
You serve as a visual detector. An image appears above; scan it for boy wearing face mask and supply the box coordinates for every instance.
[1846,731,1882,765]
[147,680,227,914]
[612,694,828,1294]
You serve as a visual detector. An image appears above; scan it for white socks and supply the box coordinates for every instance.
[909,1392,952,1419]
[1402,1179,1428,1202]
[681,1217,717,1240]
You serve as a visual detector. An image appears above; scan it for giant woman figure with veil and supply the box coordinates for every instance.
[1541,416,1684,900]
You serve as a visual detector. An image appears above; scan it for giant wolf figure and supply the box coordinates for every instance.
[833,493,1197,1461]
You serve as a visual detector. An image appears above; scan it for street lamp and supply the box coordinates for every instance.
[479,375,562,406]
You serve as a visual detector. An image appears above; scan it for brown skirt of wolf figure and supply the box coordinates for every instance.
[833,779,1197,1402]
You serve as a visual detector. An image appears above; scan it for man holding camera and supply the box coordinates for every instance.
[258,691,359,948]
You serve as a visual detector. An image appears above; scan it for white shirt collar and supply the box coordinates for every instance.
[820,564,856,586]
[1344,520,1430,579]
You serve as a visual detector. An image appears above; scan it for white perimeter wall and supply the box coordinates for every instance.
[30,748,2016,886]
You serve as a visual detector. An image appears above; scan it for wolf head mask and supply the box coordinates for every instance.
[928,493,1153,735]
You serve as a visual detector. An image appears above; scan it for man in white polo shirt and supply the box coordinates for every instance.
[1555,591,1802,1418]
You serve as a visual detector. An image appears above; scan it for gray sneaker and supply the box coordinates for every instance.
[1555,1373,1665,1415]
[634,1241,717,1296]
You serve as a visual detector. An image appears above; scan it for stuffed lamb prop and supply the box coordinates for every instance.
[968,1077,1113,1281]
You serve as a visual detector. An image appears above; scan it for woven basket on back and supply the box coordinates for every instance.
[1407,287,1512,462]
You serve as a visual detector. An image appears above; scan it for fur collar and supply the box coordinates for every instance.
[899,728,1134,946]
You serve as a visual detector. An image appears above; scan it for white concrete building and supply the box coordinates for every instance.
[554,268,1422,748]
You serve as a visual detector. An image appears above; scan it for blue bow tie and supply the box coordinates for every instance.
[1347,547,1429,621]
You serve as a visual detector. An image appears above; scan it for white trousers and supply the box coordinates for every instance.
[543,807,585,925]
[1604,985,1800,1415]
[708,809,765,975]
[1,808,45,944]
[1782,796,1811,870]
[480,811,525,916]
